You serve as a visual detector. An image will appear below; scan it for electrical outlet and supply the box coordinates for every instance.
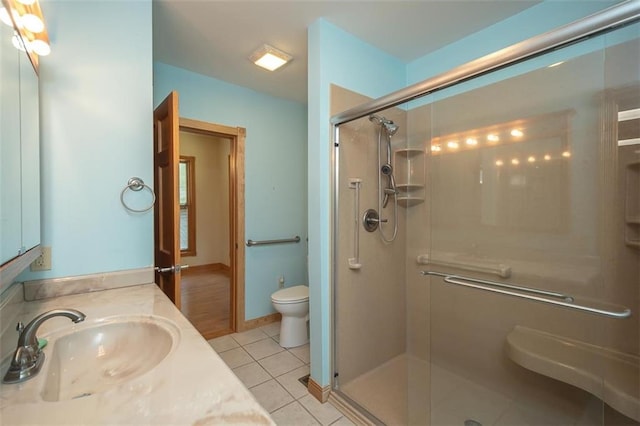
[31,246,52,271]
[278,275,285,289]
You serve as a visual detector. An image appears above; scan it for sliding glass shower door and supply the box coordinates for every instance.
[332,19,639,426]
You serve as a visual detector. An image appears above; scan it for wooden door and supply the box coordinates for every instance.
[153,91,181,308]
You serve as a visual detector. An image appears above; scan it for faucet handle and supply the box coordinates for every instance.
[16,322,24,333]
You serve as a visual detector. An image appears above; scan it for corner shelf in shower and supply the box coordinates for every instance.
[395,148,424,157]
[396,184,425,192]
[394,148,425,207]
[506,326,639,422]
[397,196,425,207]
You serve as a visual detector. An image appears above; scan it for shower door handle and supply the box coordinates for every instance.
[421,270,632,319]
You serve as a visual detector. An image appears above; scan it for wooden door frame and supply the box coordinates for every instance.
[179,117,246,333]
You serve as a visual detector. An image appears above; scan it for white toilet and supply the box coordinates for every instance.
[271,285,309,348]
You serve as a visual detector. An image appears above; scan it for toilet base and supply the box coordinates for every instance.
[279,316,309,348]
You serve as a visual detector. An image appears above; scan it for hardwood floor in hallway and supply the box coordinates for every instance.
[180,265,232,340]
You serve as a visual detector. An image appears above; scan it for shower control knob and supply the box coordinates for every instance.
[363,209,385,232]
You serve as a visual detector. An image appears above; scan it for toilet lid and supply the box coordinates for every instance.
[271,285,309,303]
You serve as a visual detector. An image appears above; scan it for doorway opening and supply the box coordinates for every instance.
[153,91,246,341]
[178,118,246,339]
[177,125,227,338]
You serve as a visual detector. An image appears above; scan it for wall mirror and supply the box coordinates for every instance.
[0,0,41,290]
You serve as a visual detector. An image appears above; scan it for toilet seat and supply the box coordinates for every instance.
[271,285,309,304]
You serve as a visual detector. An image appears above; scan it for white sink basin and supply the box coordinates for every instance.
[41,316,180,402]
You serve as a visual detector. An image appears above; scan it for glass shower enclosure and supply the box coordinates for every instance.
[331,5,639,425]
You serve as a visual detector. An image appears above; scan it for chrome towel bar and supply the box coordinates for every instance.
[421,271,631,319]
[246,236,301,247]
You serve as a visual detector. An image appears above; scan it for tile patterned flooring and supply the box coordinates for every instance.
[208,322,354,426]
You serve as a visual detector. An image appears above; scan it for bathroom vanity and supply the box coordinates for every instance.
[0,281,274,425]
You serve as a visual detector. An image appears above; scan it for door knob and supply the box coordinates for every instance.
[155,265,190,274]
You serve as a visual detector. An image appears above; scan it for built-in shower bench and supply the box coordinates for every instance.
[506,325,639,422]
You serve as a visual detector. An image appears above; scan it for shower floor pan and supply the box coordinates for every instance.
[506,325,640,422]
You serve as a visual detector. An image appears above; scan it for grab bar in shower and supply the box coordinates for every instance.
[348,178,362,270]
[416,254,511,278]
[421,271,632,319]
[246,236,301,247]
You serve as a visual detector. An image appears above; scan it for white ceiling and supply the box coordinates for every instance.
[153,1,540,104]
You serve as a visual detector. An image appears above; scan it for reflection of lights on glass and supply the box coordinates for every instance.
[544,154,551,161]
[447,141,459,149]
[562,151,571,158]
[548,61,564,68]
[495,160,504,166]
[511,158,520,165]
[0,8,20,28]
[510,129,524,137]
[465,138,478,146]
[431,145,441,152]
[527,156,536,163]
[98,345,106,358]
[11,33,27,51]
[487,134,499,143]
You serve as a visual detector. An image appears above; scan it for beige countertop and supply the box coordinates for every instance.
[0,283,274,425]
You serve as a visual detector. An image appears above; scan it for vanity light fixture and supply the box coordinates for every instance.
[0,6,19,27]
[29,37,48,55]
[1,0,50,62]
[446,141,459,149]
[487,134,500,143]
[20,12,42,33]
[465,138,478,146]
[510,129,524,137]
[10,30,25,50]
[249,44,292,71]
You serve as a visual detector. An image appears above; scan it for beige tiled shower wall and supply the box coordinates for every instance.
[331,85,408,385]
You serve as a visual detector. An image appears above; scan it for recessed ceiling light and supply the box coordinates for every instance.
[249,44,292,71]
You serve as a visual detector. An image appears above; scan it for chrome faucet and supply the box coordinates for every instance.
[3,308,86,384]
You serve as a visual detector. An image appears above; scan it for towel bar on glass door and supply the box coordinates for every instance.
[246,236,301,247]
[421,270,632,319]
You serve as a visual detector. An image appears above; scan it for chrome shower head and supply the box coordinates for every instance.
[369,114,399,135]
[384,121,399,136]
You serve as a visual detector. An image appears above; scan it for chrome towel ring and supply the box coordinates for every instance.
[120,177,156,213]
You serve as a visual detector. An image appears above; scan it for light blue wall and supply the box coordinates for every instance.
[19,0,153,281]
[407,0,620,86]
[307,19,405,387]
[153,62,308,320]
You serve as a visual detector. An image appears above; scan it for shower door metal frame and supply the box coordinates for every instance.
[330,0,640,419]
